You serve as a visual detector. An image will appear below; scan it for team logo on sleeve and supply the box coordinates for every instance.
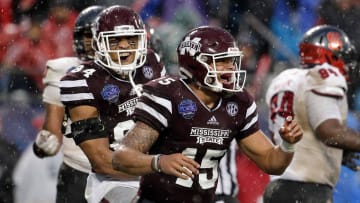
[178,99,197,119]
[226,102,239,117]
[142,65,154,79]
[101,84,120,103]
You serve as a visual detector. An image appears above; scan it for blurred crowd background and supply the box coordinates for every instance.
[0,0,360,203]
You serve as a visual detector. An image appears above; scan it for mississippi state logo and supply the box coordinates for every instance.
[179,37,201,56]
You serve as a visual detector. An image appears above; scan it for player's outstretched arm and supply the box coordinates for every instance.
[316,118,360,151]
[239,116,303,175]
[113,121,200,180]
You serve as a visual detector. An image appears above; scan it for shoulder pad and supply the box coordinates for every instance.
[265,69,305,105]
[44,57,81,86]
[146,49,160,62]
[143,76,179,95]
[145,49,166,77]
[306,64,347,97]
[46,57,81,73]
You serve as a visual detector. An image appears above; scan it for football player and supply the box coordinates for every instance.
[59,5,166,203]
[112,26,302,203]
[32,5,104,203]
[263,25,360,202]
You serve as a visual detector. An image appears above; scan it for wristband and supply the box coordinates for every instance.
[280,140,295,153]
[151,154,162,172]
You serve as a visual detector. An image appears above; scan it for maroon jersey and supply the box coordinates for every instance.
[133,76,259,203]
[60,49,165,145]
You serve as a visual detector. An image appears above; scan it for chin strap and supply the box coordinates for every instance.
[128,71,142,97]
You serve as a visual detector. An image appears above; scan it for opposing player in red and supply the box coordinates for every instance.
[264,25,360,202]
[112,26,303,203]
[60,5,165,203]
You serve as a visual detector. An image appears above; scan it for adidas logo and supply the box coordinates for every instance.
[207,116,219,125]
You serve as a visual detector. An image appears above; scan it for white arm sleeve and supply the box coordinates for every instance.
[42,85,63,106]
[306,91,342,129]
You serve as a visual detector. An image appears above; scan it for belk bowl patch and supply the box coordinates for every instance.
[101,84,120,103]
[178,99,197,119]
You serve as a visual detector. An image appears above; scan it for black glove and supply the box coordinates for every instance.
[342,151,360,171]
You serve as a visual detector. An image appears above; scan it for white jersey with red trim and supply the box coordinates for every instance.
[265,63,348,187]
[43,57,91,173]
